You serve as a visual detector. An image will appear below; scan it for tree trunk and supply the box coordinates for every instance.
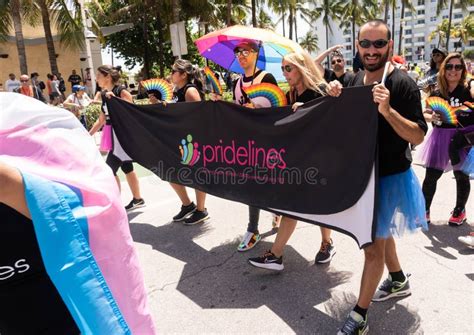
[398,2,405,55]
[172,0,180,23]
[352,17,356,57]
[142,17,151,79]
[282,11,286,37]
[11,0,28,75]
[326,23,330,66]
[226,0,232,26]
[251,0,257,27]
[384,1,390,22]
[391,3,396,53]
[288,8,294,40]
[446,0,454,51]
[294,11,298,42]
[157,12,165,78]
[38,0,59,75]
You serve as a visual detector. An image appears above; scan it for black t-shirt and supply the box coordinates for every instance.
[430,85,474,128]
[349,68,428,176]
[174,83,204,103]
[68,74,82,85]
[0,204,79,334]
[286,88,322,104]
[324,68,354,88]
[102,85,126,125]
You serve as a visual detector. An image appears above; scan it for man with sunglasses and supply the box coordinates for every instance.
[327,19,428,335]
[314,45,354,88]
[231,40,280,252]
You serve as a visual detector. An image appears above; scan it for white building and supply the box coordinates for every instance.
[310,0,474,67]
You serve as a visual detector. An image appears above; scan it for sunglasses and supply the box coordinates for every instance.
[332,59,343,64]
[445,63,464,71]
[281,65,293,73]
[234,49,253,58]
[358,39,389,49]
[20,80,29,83]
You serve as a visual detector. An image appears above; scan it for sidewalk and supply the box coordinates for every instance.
[120,164,473,334]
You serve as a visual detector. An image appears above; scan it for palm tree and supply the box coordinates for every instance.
[227,0,232,25]
[312,0,343,64]
[299,31,319,53]
[452,14,474,51]
[267,0,290,36]
[436,0,472,51]
[339,0,378,55]
[429,19,451,48]
[251,0,257,27]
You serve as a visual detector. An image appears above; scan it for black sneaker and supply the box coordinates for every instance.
[183,209,209,225]
[125,198,145,211]
[315,239,336,264]
[248,250,284,271]
[372,273,411,302]
[172,202,196,221]
[337,311,368,335]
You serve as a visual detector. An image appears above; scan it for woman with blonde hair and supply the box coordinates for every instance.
[248,49,337,271]
[420,53,474,226]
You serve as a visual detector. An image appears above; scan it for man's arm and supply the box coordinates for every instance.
[373,84,425,145]
[314,45,343,75]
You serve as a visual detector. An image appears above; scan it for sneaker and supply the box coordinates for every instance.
[272,214,281,229]
[125,198,145,211]
[183,209,209,226]
[315,239,336,264]
[248,250,284,271]
[237,231,261,252]
[337,311,368,335]
[426,211,431,224]
[458,232,474,249]
[449,207,467,226]
[172,202,196,221]
[372,273,411,302]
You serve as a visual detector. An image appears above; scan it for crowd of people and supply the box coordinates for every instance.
[2,18,474,335]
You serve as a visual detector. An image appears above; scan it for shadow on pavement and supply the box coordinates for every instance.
[130,221,423,334]
[422,221,472,259]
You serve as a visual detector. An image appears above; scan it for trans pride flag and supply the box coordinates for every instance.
[0,93,155,334]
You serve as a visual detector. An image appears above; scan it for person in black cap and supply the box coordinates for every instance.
[419,47,448,93]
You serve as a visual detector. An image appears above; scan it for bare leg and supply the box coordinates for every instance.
[320,227,332,243]
[195,190,206,211]
[169,183,192,206]
[271,217,297,257]
[0,163,30,218]
[115,175,121,192]
[125,171,142,199]
[384,236,401,272]
[357,238,386,308]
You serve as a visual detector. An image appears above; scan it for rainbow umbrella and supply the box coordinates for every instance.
[195,25,303,80]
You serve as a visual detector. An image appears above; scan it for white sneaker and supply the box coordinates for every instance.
[458,233,474,249]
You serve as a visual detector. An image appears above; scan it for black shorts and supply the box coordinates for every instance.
[106,152,134,175]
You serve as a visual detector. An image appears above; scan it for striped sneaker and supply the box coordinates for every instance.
[237,231,261,252]
[337,311,368,335]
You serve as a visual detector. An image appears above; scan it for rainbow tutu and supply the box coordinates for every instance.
[376,168,428,238]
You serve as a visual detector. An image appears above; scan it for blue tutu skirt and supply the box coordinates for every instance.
[461,148,474,178]
[376,168,428,238]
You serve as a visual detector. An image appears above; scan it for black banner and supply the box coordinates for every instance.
[108,85,378,247]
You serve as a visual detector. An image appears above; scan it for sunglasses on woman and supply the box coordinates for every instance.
[445,63,464,71]
[358,39,389,49]
[332,59,343,64]
[281,65,293,73]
